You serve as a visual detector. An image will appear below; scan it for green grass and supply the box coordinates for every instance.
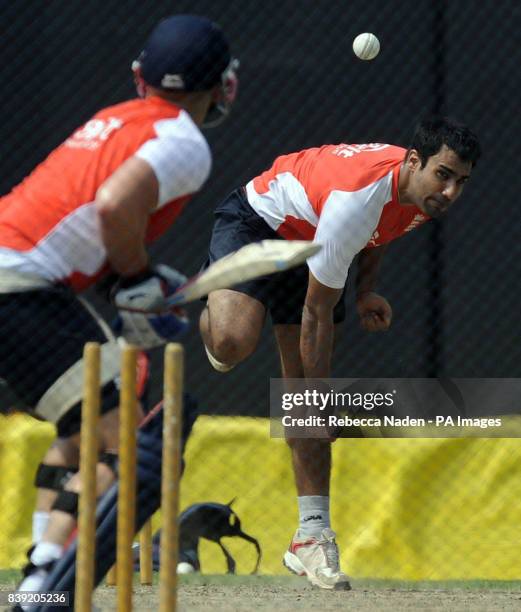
[0,570,19,586]
[3,569,521,592]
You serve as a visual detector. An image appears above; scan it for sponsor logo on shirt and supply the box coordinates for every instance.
[403,214,427,233]
[65,117,123,150]
[331,143,390,158]
[367,230,380,246]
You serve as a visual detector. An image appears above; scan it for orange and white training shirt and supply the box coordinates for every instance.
[245,143,429,289]
[0,96,211,292]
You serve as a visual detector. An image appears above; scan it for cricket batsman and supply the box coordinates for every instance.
[0,14,238,597]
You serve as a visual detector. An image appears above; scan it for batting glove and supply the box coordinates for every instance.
[111,265,190,349]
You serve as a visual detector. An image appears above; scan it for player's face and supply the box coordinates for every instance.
[408,145,472,218]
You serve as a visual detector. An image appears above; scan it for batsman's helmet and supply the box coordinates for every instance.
[132,15,239,126]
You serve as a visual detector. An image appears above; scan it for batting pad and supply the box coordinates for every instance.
[35,340,122,424]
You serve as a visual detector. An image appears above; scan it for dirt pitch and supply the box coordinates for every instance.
[2,573,521,611]
[91,576,521,611]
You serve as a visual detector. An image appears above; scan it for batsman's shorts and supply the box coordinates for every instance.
[205,187,346,325]
[0,286,124,437]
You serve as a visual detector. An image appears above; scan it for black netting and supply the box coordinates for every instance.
[1,0,521,601]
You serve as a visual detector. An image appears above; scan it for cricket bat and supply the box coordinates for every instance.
[167,239,321,306]
[115,240,321,314]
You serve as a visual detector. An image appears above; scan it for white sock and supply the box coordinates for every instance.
[32,511,50,544]
[298,496,330,537]
[30,541,63,566]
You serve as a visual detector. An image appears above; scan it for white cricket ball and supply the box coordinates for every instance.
[353,33,380,61]
[177,561,196,574]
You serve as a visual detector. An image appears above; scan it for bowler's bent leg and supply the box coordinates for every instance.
[200,289,265,371]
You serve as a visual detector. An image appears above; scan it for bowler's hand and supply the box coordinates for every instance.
[356,291,392,332]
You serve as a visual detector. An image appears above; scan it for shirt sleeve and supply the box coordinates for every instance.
[135,112,212,207]
[307,176,392,288]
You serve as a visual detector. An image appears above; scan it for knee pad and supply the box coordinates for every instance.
[37,393,199,610]
[52,490,79,518]
[37,444,163,605]
[35,464,78,491]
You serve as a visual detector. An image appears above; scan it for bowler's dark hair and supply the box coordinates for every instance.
[408,116,481,168]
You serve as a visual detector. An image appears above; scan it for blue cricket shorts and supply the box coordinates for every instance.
[205,187,346,325]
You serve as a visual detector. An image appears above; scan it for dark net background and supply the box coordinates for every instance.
[2,0,520,409]
[1,0,521,588]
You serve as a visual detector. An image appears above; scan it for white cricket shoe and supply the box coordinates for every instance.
[283,528,351,590]
[204,343,235,372]
[16,565,53,611]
